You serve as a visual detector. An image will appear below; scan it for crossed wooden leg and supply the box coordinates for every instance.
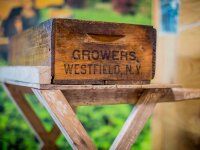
[3,84,60,150]
[110,89,163,150]
[32,89,97,150]
[32,88,162,150]
[3,83,163,150]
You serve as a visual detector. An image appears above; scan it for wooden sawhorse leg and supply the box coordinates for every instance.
[3,84,60,150]
[3,83,164,150]
[32,89,97,150]
[110,89,163,150]
[32,88,162,150]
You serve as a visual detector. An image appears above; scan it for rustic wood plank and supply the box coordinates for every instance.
[63,87,200,106]
[32,89,97,150]
[53,80,150,85]
[9,19,156,84]
[0,66,51,84]
[40,84,180,90]
[2,84,59,149]
[3,80,42,89]
[9,19,53,66]
[110,89,163,150]
[62,88,141,106]
[162,88,200,102]
[104,80,150,85]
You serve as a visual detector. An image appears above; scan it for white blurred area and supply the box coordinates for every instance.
[152,0,200,150]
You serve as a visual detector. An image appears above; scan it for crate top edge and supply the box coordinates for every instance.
[49,18,155,28]
[9,18,156,41]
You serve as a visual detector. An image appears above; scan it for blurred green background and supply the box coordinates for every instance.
[0,0,152,149]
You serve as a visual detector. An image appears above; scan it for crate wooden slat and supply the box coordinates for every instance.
[0,66,51,85]
[9,19,156,84]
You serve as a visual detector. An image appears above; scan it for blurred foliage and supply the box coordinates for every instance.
[40,1,151,25]
[87,0,101,7]
[0,1,152,149]
[73,7,151,25]
[135,0,152,19]
[0,86,39,150]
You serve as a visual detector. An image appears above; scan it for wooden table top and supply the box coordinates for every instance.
[0,66,180,89]
[0,66,200,106]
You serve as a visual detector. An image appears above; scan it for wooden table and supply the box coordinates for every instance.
[0,66,200,150]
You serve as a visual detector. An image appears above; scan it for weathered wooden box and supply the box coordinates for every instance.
[9,19,156,84]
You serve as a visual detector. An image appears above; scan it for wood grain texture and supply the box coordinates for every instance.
[33,89,97,150]
[110,89,163,150]
[63,87,200,106]
[0,66,51,84]
[9,19,53,66]
[53,19,156,83]
[63,88,142,106]
[9,19,156,84]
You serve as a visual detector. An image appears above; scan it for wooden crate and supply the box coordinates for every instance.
[9,19,156,84]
